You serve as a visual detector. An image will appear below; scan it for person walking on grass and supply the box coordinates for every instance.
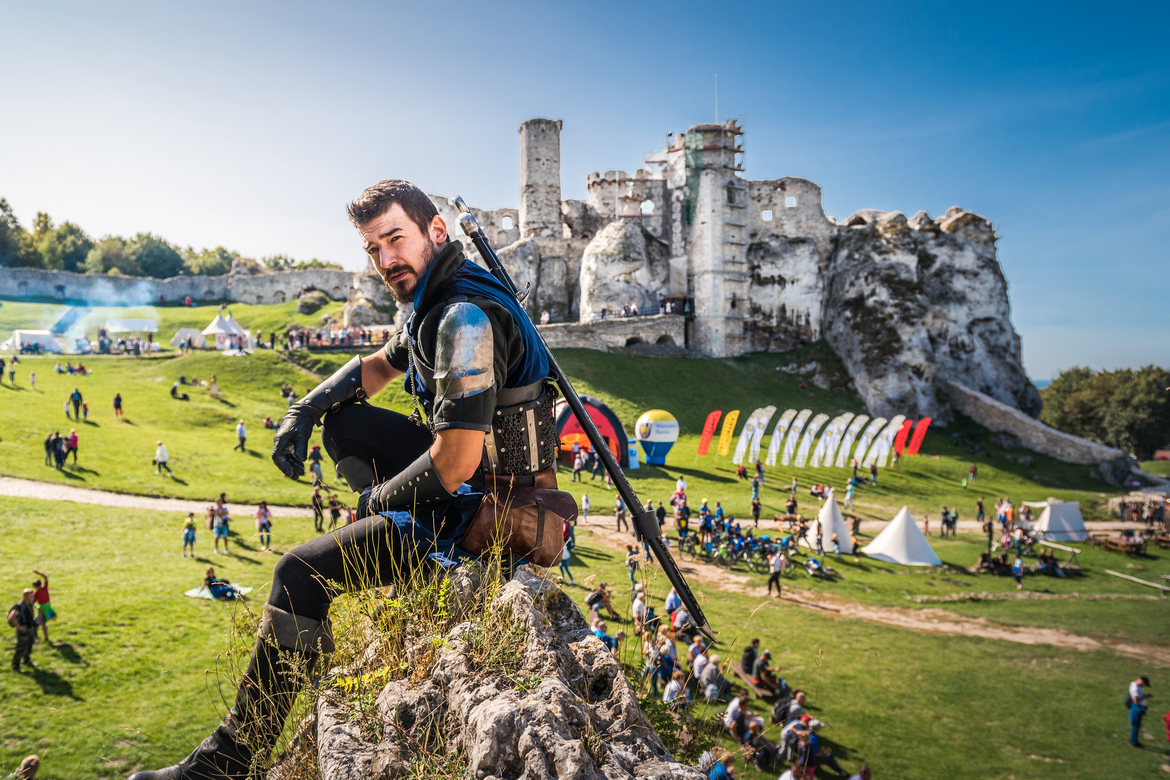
[234,419,247,452]
[767,548,786,596]
[870,462,878,486]
[615,494,628,533]
[63,399,71,420]
[42,433,53,467]
[212,498,231,554]
[311,488,325,533]
[626,544,639,588]
[113,392,123,419]
[9,589,36,672]
[1128,675,1152,747]
[182,512,197,557]
[255,501,272,551]
[31,571,54,645]
[154,441,173,475]
[51,433,65,470]
[65,429,78,465]
[327,493,341,531]
[70,388,82,420]
[581,492,590,523]
[1012,555,1024,590]
[558,544,574,584]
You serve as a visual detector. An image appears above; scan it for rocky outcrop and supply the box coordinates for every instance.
[312,567,700,780]
[578,221,670,322]
[821,208,1041,421]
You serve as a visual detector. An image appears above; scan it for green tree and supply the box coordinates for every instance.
[85,236,139,276]
[0,199,43,268]
[261,254,344,272]
[128,233,183,278]
[39,221,95,272]
[183,246,234,276]
[1041,365,1170,458]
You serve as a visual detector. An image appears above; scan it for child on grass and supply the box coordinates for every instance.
[182,512,197,557]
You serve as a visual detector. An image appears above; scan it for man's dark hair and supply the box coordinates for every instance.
[347,179,439,235]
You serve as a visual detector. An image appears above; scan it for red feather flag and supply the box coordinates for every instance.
[906,417,932,456]
[893,419,914,455]
[697,410,722,456]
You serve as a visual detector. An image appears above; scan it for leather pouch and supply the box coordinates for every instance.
[462,468,578,567]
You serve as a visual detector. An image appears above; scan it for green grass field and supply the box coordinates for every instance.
[3,499,1167,780]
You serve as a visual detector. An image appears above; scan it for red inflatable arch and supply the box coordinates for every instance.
[554,395,630,468]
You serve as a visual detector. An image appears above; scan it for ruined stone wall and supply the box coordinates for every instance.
[946,381,1130,477]
[537,313,684,351]
[577,221,669,322]
[0,266,385,306]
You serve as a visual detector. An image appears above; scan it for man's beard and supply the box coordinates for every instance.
[378,238,437,304]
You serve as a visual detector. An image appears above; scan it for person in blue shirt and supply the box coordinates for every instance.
[808,720,848,777]
[715,502,724,523]
[707,751,735,780]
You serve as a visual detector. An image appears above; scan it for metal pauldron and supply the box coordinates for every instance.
[483,383,559,475]
[433,301,495,402]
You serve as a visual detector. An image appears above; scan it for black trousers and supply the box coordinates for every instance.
[269,403,433,621]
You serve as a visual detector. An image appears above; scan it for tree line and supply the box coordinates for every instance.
[0,198,342,277]
[1041,365,1170,460]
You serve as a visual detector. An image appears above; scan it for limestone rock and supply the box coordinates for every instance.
[822,213,1041,421]
[562,199,607,242]
[342,297,392,327]
[578,220,669,322]
[315,568,701,780]
[907,210,938,231]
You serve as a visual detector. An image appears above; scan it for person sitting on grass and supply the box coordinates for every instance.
[590,620,624,657]
[585,583,621,623]
[706,751,735,780]
[746,721,777,771]
[807,719,849,777]
[170,383,189,401]
[202,567,238,600]
[700,653,732,702]
[663,668,690,711]
[752,649,779,695]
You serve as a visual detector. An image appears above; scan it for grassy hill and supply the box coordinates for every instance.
[0,325,1124,521]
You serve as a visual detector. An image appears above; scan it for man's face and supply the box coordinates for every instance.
[795,692,806,704]
[361,204,446,304]
[22,591,34,604]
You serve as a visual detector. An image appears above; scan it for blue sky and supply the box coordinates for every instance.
[2,1,1166,378]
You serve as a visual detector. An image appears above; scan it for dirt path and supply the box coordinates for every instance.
[0,475,313,517]
[578,515,1170,666]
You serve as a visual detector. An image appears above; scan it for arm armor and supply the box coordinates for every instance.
[359,449,454,516]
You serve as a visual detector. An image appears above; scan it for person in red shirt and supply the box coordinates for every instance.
[1163,710,1170,759]
[31,570,55,644]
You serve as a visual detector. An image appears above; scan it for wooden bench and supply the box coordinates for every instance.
[729,661,772,699]
[1088,532,1110,549]
[1103,537,1146,556]
[1154,533,1170,550]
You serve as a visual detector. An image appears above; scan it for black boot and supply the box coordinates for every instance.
[130,605,333,780]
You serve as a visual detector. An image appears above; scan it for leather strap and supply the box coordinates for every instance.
[260,603,335,654]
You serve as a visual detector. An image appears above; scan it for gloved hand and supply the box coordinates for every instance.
[271,405,316,479]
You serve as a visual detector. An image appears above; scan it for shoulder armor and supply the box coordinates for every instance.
[434,301,495,400]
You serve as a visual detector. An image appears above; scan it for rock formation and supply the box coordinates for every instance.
[578,221,669,322]
[309,568,702,780]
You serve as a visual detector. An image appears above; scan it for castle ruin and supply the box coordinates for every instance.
[432,118,1041,422]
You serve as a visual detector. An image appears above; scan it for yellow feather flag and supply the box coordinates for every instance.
[716,410,740,457]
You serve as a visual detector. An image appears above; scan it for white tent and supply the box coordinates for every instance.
[861,506,942,566]
[169,328,210,349]
[222,314,254,347]
[105,319,158,333]
[202,313,252,350]
[800,492,854,554]
[0,330,62,353]
[1033,501,1087,542]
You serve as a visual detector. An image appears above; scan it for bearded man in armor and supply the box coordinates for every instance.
[131,180,562,779]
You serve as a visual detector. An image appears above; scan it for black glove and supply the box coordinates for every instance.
[271,356,365,479]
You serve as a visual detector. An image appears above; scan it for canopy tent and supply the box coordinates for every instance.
[1033,501,1087,542]
[555,395,629,468]
[169,328,210,349]
[202,313,253,350]
[800,492,854,554]
[861,506,942,566]
[0,329,62,353]
[105,319,158,333]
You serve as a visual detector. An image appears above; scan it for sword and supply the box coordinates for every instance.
[453,197,715,643]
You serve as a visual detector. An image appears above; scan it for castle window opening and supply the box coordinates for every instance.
[640,200,655,215]
[274,290,286,303]
[203,290,215,300]
[655,335,675,345]
[785,197,797,208]
[762,209,773,221]
[625,337,645,347]
[54,285,66,300]
[501,216,513,230]
[256,294,264,304]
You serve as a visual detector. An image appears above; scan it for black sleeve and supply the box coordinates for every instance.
[382,327,410,373]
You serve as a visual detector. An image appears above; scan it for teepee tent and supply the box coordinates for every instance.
[1033,501,1087,542]
[861,506,941,566]
[800,492,854,554]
